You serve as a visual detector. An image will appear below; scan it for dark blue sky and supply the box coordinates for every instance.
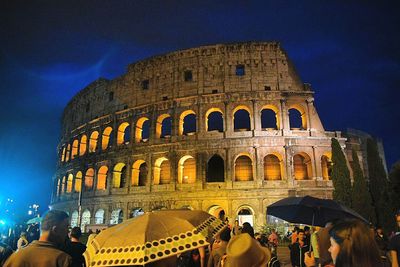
[0,1,399,215]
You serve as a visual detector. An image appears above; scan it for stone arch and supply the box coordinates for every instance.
[117,122,130,145]
[70,210,78,228]
[233,105,251,131]
[208,205,226,221]
[153,157,170,185]
[97,166,108,190]
[79,135,87,156]
[113,163,127,188]
[74,171,82,192]
[65,144,71,161]
[61,176,66,194]
[236,205,255,226]
[84,168,94,191]
[264,153,283,180]
[101,126,113,150]
[56,178,61,196]
[205,108,224,132]
[321,152,333,180]
[293,153,313,180]
[81,209,91,232]
[61,146,66,162]
[156,114,172,138]
[261,105,279,130]
[132,160,148,186]
[206,154,225,182]
[179,110,196,135]
[89,131,99,153]
[135,117,150,142]
[110,209,123,225]
[95,209,105,224]
[178,155,196,184]
[130,207,145,218]
[234,153,253,181]
[289,104,307,130]
[66,173,73,193]
[71,139,79,159]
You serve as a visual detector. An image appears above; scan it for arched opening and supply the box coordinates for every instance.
[321,154,333,180]
[135,117,150,142]
[97,166,108,190]
[206,108,224,132]
[89,131,99,153]
[61,176,66,194]
[65,144,71,161]
[178,155,196,184]
[179,110,196,135]
[261,106,279,130]
[71,139,79,159]
[66,174,73,193]
[74,171,82,192]
[237,207,254,226]
[153,157,170,185]
[289,105,307,130]
[81,209,91,232]
[208,205,226,221]
[293,153,312,180]
[61,146,66,162]
[113,163,127,188]
[156,114,172,138]
[70,210,78,228]
[233,106,251,131]
[130,208,144,218]
[206,154,225,182]
[84,168,94,191]
[101,127,113,150]
[131,160,147,186]
[56,178,61,196]
[235,154,253,181]
[264,154,282,180]
[79,135,87,156]
[117,122,130,145]
[110,209,123,225]
[95,209,105,224]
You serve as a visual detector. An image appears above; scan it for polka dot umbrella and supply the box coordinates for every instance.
[84,210,226,266]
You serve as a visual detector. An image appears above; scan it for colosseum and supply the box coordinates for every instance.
[51,42,348,231]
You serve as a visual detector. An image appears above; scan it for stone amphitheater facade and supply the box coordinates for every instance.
[50,42,344,231]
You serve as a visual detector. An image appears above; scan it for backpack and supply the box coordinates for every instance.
[267,256,281,267]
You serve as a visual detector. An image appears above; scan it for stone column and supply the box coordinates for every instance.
[280,99,289,133]
[306,98,313,131]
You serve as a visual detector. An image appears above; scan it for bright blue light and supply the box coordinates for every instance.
[0,220,6,225]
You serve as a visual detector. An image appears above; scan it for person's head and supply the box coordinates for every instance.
[293,226,299,233]
[70,226,82,240]
[241,222,254,238]
[297,229,305,241]
[375,226,383,235]
[304,226,310,234]
[328,219,381,267]
[271,228,276,233]
[234,219,239,226]
[40,210,69,246]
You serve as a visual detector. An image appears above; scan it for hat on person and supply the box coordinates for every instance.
[224,233,271,267]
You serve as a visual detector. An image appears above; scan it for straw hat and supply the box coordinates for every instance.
[224,233,271,267]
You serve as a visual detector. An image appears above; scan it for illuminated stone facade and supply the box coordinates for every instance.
[51,42,345,231]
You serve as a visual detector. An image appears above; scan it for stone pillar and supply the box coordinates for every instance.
[306,98,313,131]
[285,144,293,184]
[280,99,289,133]
[146,153,153,192]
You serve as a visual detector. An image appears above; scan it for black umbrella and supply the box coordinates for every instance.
[266,195,368,227]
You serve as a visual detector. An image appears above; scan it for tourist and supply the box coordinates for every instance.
[389,210,400,267]
[65,227,86,267]
[375,226,390,265]
[17,232,29,250]
[290,229,309,267]
[241,222,255,238]
[268,228,279,256]
[310,227,320,267]
[4,210,72,267]
[231,219,241,236]
[317,222,334,266]
[0,239,13,266]
[207,227,231,267]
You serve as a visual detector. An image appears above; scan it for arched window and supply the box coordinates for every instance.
[84,168,94,191]
[95,209,105,224]
[264,154,282,180]
[97,166,108,190]
[206,108,224,132]
[321,155,332,180]
[89,131,99,153]
[131,160,147,186]
[156,114,172,138]
[233,106,251,131]
[206,154,225,182]
[179,110,196,135]
[293,153,312,180]
[113,163,127,188]
[66,174,73,193]
[65,144,71,162]
[101,127,113,150]
[178,156,196,184]
[81,209,91,232]
[74,171,82,192]
[61,176,66,194]
[237,207,254,226]
[110,209,123,225]
[70,211,78,228]
[235,155,253,181]
[153,157,170,185]
[56,178,61,196]
[71,139,79,159]
[61,146,66,162]
[135,117,150,142]
[79,135,87,156]
[261,106,279,130]
[117,122,130,145]
[289,105,307,130]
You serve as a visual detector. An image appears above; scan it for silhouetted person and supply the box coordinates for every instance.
[65,227,86,267]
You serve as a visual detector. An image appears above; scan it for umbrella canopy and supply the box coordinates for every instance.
[84,210,226,267]
[26,216,41,224]
[267,195,368,227]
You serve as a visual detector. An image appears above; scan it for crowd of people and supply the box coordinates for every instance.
[0,210,399,267]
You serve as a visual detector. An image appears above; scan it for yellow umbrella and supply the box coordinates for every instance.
[84,210,226,266]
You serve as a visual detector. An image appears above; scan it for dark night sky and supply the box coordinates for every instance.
[0,1,399,216]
